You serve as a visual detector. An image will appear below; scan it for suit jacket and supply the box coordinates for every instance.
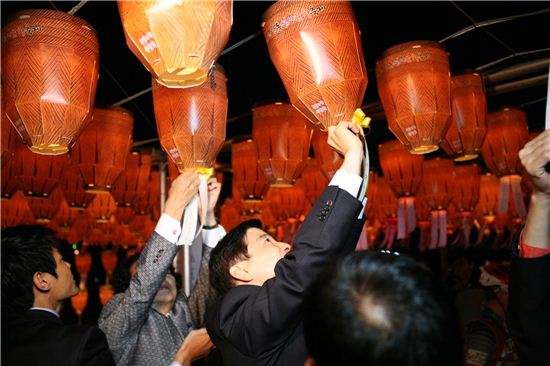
[508,246,550,366]
[1,309,114,366]
[206,186,364,366]
[98,231,214,366]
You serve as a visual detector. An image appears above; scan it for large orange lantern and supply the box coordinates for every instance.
[71,107,134,193]
[59,165,96,210]
[53,198,84,232]
[253,102,313,186]
[262,1,367,130]
[441,73,487,161]
[296,158,327,205]
[87,194,116,223]
[26,188,65,223]
[265,186,307,222]
[311,129,343,180]
[231,140,269,201]
[1,158,20,200]
[376,41,451,154]
[378,139,424,238]
[420,158,455,248]
[136,171,160,217]
[111,152,151,207]
[118,0,232,87]
[1,191,35,228]
[14,139,68,197]
[153,65,227,174]
[1,9,99,155]
[452,164,480,246]
[481,107,528,219]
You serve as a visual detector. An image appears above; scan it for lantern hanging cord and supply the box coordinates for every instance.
[68,0,89,16]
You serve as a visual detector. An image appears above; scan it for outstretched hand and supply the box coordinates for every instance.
[163,170,201,221]
[173,328,215,366]
[519,129,550,196]
[327,121,364,176]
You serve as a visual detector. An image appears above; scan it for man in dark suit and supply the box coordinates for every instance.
[205,122,367,366]
[508,129,550,366]
[1,224,115,366]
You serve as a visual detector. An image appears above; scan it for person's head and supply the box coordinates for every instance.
[1,225,79,315]
[303,251,462,366]
[479,261,510,291]
[111,252,181,312]
[209,219,291,296]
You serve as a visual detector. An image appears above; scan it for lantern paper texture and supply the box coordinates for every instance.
[1,9,99,155]
[59,164,96,210]
[420,158,455,211]
[262,1,367,130]
[118,0,232,87]
[232,140,269,200]
[376,40,451,154]
[378,139,424,197]
[452,164,480,212]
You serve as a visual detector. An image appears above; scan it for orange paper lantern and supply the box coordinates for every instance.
[232,139,269,201]
[476,173,499,223]
[266,186,307,221]
[74,252,91,277]
[71,290,88,316]
[378,139,424,238]
[1,158,20,200]
[375,177,398,250]
[115,206,134,226]
[262,1,367,130]
[99,285,114,306]
[376,41,451,154]
[253,102,313,186]
[87,194,116,223]
[101,250,118,276]
[118,0,232,87]
[111,152,151,207]
[1,9,99,155]
[26,188,65,223]
[311,129,343,180]
[1,191,35,228]
[441,73,487,161]
[1,88,17,168]
[453,164,480,213]
[14,139,68,197]
[153,65,227,173]
[296,158,328,205]
[52,196,82,231]
[71,107,133,193]
[220,197,242,232]
[135,171,160,217]
[59,165,96,210]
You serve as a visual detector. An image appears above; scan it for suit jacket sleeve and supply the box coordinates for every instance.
[187,245,214,327]
[216,186,363,357]
[507,245,550,366]
[79,326,115,366]
[98,232,178,348]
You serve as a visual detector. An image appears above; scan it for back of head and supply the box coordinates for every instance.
[1,225,58,317]
[208,219,262,297]
[304,251,462,366]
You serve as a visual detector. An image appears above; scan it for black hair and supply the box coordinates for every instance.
[304,251,462,366]
[111,252,182,294]
[1,225,59,316]
[208,219,262,297]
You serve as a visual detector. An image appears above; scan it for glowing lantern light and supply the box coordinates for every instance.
[311,129,343,180]
[101,250,118,279]
[99,285,114,305]
[296,158,328,205]
[118,0,233,87]
[232,139,269,201]
[378,139,424,238]
[59,165,96,210]
[87,194,116,223]
[476,173,500,224]
[1,9,99,155]
[452,164,480,246]
[75,252,92,278]
[153,65,227,174]
[253,102,313,186]
[71,290,88,317]
[441,73,487,161]
[481,107,529,220]
[376,40,451,154]
[420,158,455,248]
[262,1,368,130]
[71,107,134,193]
[14,138,68,197]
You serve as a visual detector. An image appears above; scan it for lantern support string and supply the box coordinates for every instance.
[68,1,89,16]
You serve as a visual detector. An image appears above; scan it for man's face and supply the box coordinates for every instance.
[239,227,291,286]
[50,248,79,300]
[130,262,177,306]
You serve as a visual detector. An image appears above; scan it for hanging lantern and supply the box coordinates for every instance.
[99,285,114,306]
[378,139,424,238]
[52,197,82,232]
[1,89,17,168]
[1,158,20,200]
[153,65,227,174]
[415,190,432,251]
[71,290,88,316]
[375,177,398,250]
[26,188,65,223]
[265,186,307,221]
[1,9,99,155]
[311,129,343,180]
[71,106,134,193]
[220,197,242,232]
[262,1,368,130]
[376,40,451,154]
[232,139,269,201]
[59,165,96,210]
[135,171,160,217]
[74,252,91,278]
[118,0,232,87]
[452,164,480,246]
[420,158,455,248]
[365,171,378,223]
[115,206,134,226]
[253,102,313,186]
[481,107,528,220]
[1,191,35,228]
[14,138,68,197]
[101,250,118,278]
[87,194,116,223]
[441,73,487,161]
[111,152,151,207]
[296,158,328,205]
[476,173,500,223]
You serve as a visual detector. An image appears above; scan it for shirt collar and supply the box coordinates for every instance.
[29,307,60,318]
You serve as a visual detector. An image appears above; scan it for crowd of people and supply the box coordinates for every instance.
[2,125,549,366]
